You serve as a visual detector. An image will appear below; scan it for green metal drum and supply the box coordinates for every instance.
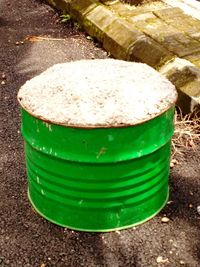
[21,106,175,232]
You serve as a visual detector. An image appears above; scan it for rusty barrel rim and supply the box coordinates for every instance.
[18,95,177,129]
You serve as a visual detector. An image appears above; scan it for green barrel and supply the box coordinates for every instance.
[21,106,175,232]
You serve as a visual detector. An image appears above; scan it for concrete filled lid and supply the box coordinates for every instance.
[18,59,177,128]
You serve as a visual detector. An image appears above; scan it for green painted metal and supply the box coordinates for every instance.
[21,107,175,232]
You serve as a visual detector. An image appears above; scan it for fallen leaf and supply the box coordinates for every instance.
[25,36,44,42]
[25,35,64,42]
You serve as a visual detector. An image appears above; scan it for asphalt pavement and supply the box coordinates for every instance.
[0,0,200,266]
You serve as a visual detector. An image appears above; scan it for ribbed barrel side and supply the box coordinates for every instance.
[21,107,174,231]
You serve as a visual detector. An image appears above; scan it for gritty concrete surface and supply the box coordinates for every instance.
[46,0,200,112]
[0,0,200,266]
[18,59,177,127]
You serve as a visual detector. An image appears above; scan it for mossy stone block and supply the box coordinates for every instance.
[83,5,116,42]
[103,19,143,60]
[69,0,99,22]
[128,36,173,67]
[46,0,71,11]
[130,14,200,57]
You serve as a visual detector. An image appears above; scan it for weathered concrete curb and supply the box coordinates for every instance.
[46,0,200,113]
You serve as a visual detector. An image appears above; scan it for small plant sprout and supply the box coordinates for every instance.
[60,14,71,23]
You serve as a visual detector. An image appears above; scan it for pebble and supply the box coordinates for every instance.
[156,256,169,263]
[86,36,93,40]
[15,41,20,45]
[189,204,193,208]
[180,260,185,265]
[1,81,5,85]
[171,159,178,164]
[197,206,200,215]
[161,216,170,223]
[170,162,175,168]
[170,159,178,168]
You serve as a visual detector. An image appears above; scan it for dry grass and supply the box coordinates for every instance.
[172,108,200,158]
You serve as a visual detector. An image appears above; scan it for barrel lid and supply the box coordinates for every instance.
[18,59,177,128]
